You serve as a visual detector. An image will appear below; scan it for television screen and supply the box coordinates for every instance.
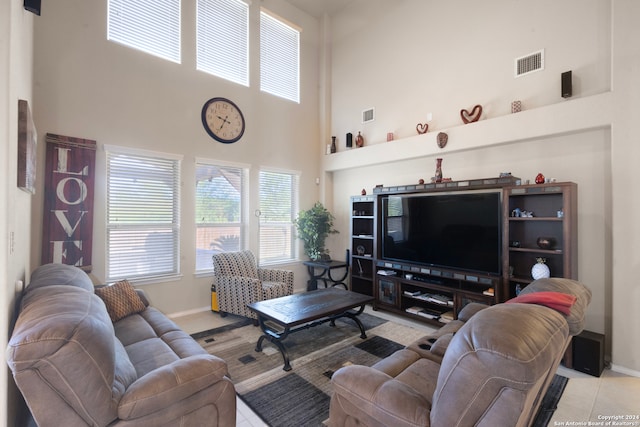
[381,190,502,275]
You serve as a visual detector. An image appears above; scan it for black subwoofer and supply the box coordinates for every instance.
[572,330,605,377]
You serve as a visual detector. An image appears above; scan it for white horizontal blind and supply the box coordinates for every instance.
[195,161,247,271]
[260,10,300,103]
[197,0,249,86]
[107,0,181,63]
[106,149,181,281]
[259,169,299,264]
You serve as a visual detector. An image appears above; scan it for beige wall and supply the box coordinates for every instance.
[2,1,36,426]
[610,0,640,377]
[324,0,639,375]
[30,0,324,313]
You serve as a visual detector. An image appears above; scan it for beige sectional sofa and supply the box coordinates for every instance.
[6,263,236,427]
[329,277,592,427]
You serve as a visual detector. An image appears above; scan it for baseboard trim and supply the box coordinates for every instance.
[167,306,211,319]
[610,364,640,378]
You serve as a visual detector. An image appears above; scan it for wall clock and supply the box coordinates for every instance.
[201,97,245,143]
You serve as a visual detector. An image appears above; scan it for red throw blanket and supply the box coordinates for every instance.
[506,291,576,315]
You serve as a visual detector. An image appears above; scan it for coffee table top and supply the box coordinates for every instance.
[247,288,374,328]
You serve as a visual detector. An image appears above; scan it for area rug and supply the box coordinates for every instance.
[192,313,425,426]
[532,374,569,427]
[192,314,568,427]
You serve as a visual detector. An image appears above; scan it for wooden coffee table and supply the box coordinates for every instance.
[247,288,374,371]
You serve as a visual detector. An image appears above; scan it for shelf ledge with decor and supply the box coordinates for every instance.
[323,92,611,173]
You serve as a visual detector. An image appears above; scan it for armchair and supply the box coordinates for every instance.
[329,277,592,427]
[212,250,294,320]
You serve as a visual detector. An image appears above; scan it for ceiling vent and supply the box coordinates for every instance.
[362,107,375,124]
[515,49,544,77]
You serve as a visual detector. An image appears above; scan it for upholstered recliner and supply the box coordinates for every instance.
[329,278,592,427]
[212,250,294,320]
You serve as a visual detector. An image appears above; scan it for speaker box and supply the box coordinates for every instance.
[572,330,604,377]
[24,0,41,16]
[561,70,572,98]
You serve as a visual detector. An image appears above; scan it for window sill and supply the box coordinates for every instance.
[128,273,184,286]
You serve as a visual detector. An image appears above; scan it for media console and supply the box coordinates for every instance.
[349,178,577,327]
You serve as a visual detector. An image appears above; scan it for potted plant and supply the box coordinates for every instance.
[294,202,339,261]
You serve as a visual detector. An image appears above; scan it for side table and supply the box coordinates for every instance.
[303,260,349,291]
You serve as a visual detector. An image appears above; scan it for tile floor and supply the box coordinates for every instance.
[173,307,639,427]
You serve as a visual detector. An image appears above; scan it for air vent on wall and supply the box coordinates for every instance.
[515,49,544,77]
[362,108,375,124]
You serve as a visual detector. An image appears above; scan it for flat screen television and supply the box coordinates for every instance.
[381,190,502,275]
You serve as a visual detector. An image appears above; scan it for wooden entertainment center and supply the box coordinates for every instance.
[349,177,577,326]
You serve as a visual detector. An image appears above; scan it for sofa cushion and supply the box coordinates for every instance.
[114,307,208,378]
[95,279,147,322]
[113,336,138,396]
[26,262,94,293]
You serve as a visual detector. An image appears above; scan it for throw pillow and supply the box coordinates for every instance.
[95,279,146,322]
[505,291,577,316]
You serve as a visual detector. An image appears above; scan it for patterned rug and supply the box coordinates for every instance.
[192,313,568,427]
[192,313,425,426]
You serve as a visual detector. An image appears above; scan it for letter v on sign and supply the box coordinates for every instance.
[53,210,88,237]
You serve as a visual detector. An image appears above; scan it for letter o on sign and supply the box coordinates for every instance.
[56,177,88,205]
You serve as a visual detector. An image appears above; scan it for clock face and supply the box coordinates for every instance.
[201,97,245,143]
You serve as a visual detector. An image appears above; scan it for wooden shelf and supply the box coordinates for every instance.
[503,182,577,300]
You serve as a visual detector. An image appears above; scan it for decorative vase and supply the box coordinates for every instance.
[330,136,337,154]
[536,237,556,250]
[535,173,545,184]
[531,257,550,280]
[356,131,364,147]
[434,158,443,183]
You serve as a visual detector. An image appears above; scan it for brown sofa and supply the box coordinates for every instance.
[6,263,236,427]
[329,278,591,427]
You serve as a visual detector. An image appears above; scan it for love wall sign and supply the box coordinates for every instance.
[41,133,96,271]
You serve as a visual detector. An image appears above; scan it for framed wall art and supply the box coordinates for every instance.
[17,99,37,194]
[41,133,96,271]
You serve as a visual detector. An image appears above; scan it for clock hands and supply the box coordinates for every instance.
[217,115,231,131]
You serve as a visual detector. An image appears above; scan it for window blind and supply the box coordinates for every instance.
[106,148,181,281]
[260,10,300,103]
[107,0,181,63]
[258,169,299,264]
[197,0,249,86]
[195,161,247,271]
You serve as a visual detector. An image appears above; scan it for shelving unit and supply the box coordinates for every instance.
[349,195,376,296]
[373,261,498,327]
[502,182,577,299]
[348,180,578,327]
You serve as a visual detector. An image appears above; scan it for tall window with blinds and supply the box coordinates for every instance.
[196,0,249,86]
[258,169,299,264]
[107,0,181,63]
[260,10,300,103]
[106,147,182,281]
[195,161,247,271]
